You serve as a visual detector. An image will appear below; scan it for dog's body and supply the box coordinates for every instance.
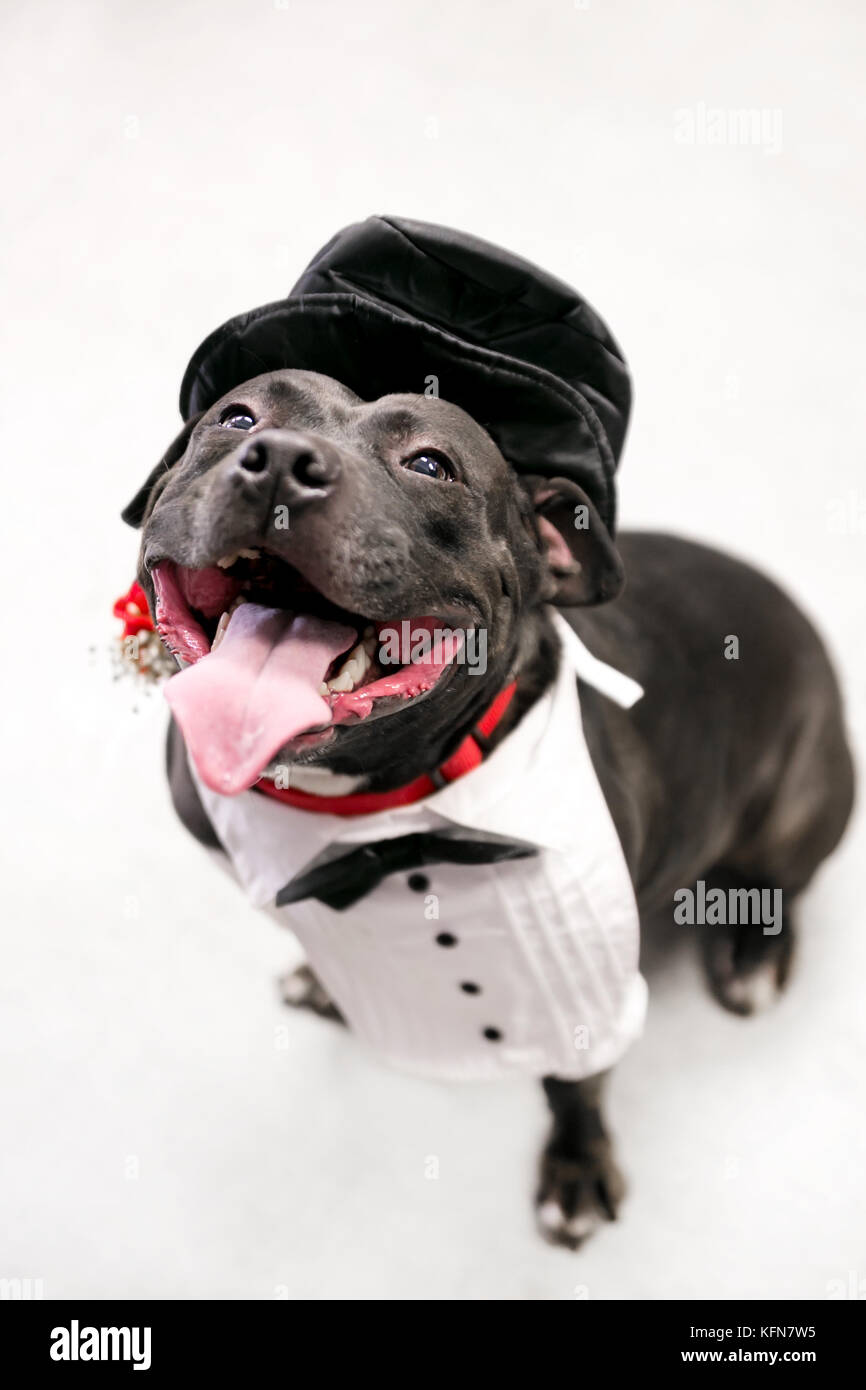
[128,368,853,1249]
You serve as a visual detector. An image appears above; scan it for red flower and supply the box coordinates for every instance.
[113,580,155,638]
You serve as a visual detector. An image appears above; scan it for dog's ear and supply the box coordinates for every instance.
[521,474,624,606]
[121,414,203,528]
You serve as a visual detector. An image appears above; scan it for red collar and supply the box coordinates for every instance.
[256,682,518,817]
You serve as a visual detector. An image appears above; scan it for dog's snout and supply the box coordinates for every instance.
[233,432,341,501]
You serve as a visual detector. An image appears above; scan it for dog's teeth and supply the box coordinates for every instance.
[344,640,372,681]
[328,671,354,693]
[319,683,329,696]
[217,547,260,568]
[210,595,247,652]
[211,611,231,652]
[326,640,371,694]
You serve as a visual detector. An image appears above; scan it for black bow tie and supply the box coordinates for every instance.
[276,831,538,912]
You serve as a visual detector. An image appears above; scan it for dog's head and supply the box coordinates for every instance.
[124,369,623,794]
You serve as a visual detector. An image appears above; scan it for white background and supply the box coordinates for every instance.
[1,0,864,1300]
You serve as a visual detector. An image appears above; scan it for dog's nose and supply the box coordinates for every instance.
[234,432,340,501]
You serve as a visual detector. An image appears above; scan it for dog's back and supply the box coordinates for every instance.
[574,530,854,917]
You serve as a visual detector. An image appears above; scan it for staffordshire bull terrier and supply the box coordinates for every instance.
[122,365,854,1247]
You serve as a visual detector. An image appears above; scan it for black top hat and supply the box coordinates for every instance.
[179,216,631,534]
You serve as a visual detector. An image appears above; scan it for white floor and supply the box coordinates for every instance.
[1,0,864,1300]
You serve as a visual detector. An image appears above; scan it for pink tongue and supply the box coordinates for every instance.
[165,603,356,795]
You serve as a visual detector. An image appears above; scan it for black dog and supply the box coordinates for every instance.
[124,366,854,1248]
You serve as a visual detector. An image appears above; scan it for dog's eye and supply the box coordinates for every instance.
[402,450,454,481]
[218,406,256,430]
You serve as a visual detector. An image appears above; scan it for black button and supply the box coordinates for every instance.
[435,932,458,948]
[483,1027,503,1042]
[460,982,481,995]
[408,872,430,893]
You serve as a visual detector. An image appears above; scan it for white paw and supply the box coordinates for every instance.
[535,1149,623,1249]
[279,964,343,1021]
[280,968,313,1006]
[721,961,781,1015]
[537,1199,598,1246]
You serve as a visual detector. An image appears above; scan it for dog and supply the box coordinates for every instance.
[123,365,854,1249]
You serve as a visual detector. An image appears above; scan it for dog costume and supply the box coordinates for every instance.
[149,217,648,1081]
[193,612,645,1081]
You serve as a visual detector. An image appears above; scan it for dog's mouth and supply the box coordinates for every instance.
[149,550,462,796]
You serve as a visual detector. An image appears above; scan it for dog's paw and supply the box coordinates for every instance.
[279,964,344,1023]
[701,926,794,1017]
[535,1145,625,1250]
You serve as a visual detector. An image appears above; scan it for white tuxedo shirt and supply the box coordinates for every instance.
[192,612,647,1082]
